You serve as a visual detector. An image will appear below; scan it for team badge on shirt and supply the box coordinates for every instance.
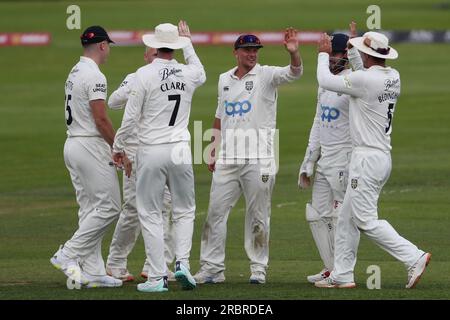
[351,178,358,189]
[261,174,269,183]
[245,81,253,91]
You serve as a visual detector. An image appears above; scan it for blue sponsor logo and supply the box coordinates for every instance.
[224,100,252,117]
[321,105,340,122]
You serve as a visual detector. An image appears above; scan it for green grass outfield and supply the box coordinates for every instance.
[0,0,449,299]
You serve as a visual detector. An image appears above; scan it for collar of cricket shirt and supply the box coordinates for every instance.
[230,64,260,80]
[79,56,100,71]
[153,58,179,64]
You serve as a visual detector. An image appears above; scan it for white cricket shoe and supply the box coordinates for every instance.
[193,269,226,284]
[315,277,356,288]
[84,274,123,288]
[50,245,89,285]
[174,261,196,290]
[249,271,266,284]
[307,268,330,284]
[106,267,135,282]
[406,252,431,289]
[137,277,168,293]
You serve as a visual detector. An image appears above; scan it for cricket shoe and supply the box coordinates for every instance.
[84,274,123,288]
[174,261,196,290]
[141,269,176,282]
[406,252,431,289]
[249,271,266,284]
[137,277,168,293]
[106,267,134,282]
[315,277,356,288]
[307,268,330,284]
[193,269,225,284]
[50,245,89,285]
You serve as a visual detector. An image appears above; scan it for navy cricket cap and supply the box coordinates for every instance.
[331,33,349,53]
[234,34,263,50]
[80,26,114,45]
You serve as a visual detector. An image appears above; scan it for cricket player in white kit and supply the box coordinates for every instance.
[314,31,431,289]
[298,33,352,284]
[195,29,302,285]
[106,46,176,282]
[113,21,206,293]
[50,26,122,288]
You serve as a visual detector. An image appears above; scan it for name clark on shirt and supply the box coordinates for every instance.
[160,81,186,92]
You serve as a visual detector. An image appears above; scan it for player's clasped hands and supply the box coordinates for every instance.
[112,151,132,178]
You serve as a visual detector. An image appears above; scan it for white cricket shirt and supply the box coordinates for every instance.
[108,73,139,156]
[307,68,352,153]
[64,56,108,137]
[215,63,302,159]
[317,52,401,152]
[113,43,206,153]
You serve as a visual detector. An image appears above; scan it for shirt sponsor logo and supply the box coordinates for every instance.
[93,83,106,93]
[159,67,182,81]
[224,100,252,117]
[321,105,340,122]
[120,80,128,87]
[384,78,400,91]
[223,86,229,91]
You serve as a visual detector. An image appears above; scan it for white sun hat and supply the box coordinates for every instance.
[142,23,190,49]
[348,31,398,59]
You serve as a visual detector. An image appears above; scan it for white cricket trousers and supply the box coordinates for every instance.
[136,142,195,281]
[308,148,351,271]
[313,148,351,216]
[331,147,424,283]
[106,153,174,271]
[62,137,121,276]
[200,160,275,275]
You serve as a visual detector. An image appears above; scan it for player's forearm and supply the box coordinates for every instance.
[113,96,142,153]
[289,50,303,76]
[317,53,350,94]
[108,91,128,110]
[307,110,321,151]
[348,47,364,71]
[183,43,207,85]
[95,117,116,147]
[209,117,221,158]
[183,43,200,65]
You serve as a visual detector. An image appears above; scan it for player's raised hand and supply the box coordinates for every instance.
[348,21,357,49]
[318,33,332,54]
[284,27,299,53]
[178,20,191,39]
[349,21,358,38]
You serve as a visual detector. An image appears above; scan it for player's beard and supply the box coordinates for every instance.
[329,57,348,74]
